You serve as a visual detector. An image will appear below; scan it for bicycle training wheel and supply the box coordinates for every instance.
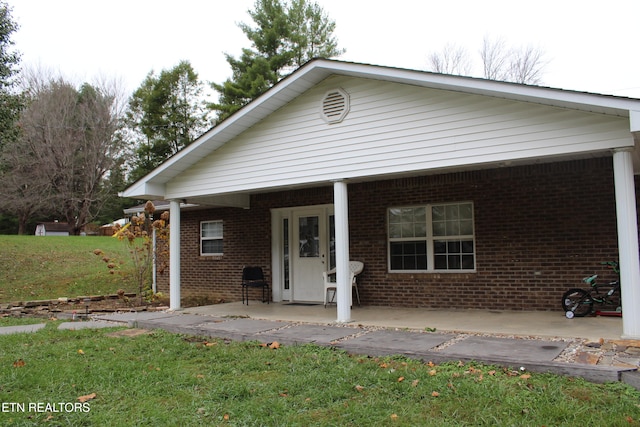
[561,288,593,317]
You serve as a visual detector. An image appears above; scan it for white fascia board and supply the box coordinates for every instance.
[121,59,640,199]
[630,110,640,132]
[120,181,166,199]
[315,60,640,117]
[121,65,321,196]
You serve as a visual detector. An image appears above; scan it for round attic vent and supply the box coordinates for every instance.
[321,88,349,124]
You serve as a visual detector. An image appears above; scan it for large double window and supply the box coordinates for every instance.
[388,202,475,272]
[201,220,223,256]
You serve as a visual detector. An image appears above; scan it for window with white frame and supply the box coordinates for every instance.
[201,220,223,255]
[388,202,475,271]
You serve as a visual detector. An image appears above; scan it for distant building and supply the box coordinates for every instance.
[35,221,69,236]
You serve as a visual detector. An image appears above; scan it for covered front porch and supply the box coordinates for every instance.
[123,60,640,339]
[183,302,623,341]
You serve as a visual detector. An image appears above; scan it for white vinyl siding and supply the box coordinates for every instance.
[201,220,223,256]
[166,76,632,200]
[389,202,475,272]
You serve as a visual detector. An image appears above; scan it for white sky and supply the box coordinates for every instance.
[10,0,640,98]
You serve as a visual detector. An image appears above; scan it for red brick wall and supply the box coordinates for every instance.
[160,157,624,311]
[155,187,333,303]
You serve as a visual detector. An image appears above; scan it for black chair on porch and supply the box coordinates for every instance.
[241,266,270,305]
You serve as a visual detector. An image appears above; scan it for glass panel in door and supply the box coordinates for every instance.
[292,212,326,302]
[298,216,319,258]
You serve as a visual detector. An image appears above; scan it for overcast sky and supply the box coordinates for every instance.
[10,0,640,98]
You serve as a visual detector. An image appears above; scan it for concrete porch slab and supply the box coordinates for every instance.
[259,324,360,345]
[196,318,289,342]
[0,323,46,335]
[336,330,455,357]
[94,311,185,324]
[126,314,223,335]
[184,302,624,341]
[58,320,116,330]
[438,336,569,363]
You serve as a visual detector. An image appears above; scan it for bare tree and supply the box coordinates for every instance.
[427,43,472,76]
[6,72,125,235]
[505,44,545,85]
[427,36,547,85]
[480,36,509,81]
[0,139,52,234]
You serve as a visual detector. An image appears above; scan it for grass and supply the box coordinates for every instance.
[0,323,639,426]
[2,235,640,425]
[0,235,138,302]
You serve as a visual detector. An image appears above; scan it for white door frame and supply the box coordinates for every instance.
[271,204,334,302]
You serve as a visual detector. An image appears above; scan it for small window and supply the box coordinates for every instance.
[201,220,223,256]
[388,202,475,272]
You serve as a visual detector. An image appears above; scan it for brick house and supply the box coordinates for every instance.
[123,60,640,338]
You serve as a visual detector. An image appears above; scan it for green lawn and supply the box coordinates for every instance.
[0,322,639,426]
[1,236,639,425]
[0,235,138,302]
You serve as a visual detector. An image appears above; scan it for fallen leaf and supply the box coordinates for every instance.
[520,374,531,380]
[77,349,85,355]
[269,341,280,349]
[411,379,419,387]
[429,369,437,376]
[77,393,96,403]
[379,362,389,369]
[431,391,440,397]
[488,370,496,376]
[196,374,205,379]
[223,414,230,421]
[427,361,435,367]
[204,341,216,347]
[397,376,405,382]
[13,359,25,368]
[355,385,365,392]
[390,414,398,420]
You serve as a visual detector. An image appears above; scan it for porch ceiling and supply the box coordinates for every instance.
[178,150,618,208]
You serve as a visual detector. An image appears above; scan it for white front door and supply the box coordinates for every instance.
[292,208,328,302]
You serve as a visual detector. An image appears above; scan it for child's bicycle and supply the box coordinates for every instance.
[561,261,621,319]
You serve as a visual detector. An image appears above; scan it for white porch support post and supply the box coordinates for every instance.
[169,200,181,311]
[613,148,640,338]
[333,180,351,323]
